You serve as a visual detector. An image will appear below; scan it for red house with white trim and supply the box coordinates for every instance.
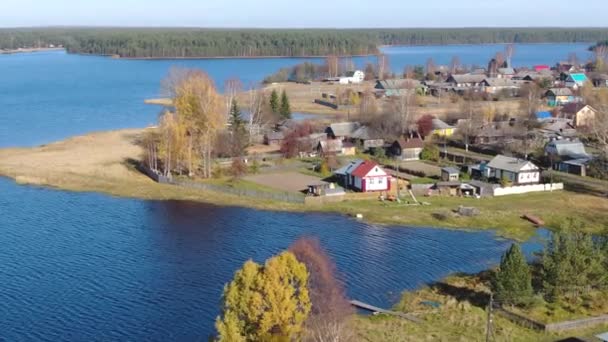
[335,159,391,192]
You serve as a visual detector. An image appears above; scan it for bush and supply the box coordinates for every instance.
[420,144,440,162]
[500,176,512,187]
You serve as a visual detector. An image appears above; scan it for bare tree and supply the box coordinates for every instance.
[245,85,270,143]
[326,55,339,78]
[449,55,461,74]
[289,238,354,342]
[224,78,243,121]
[505,44,515,67]
[392,80,418,135]
[426,58,436,79]
[377,53,390,80]
[495,52,505,68]
[519,83,542,119]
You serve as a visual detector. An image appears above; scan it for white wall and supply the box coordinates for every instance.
[493,183,564,196]
[517,172,540,184]
[365,176,389,191]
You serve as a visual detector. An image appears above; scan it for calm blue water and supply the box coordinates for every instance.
[0,177,546,341]
[0,43,591,147]
[0,45,569,340]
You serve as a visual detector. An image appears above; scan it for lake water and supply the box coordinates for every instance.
[0,44,576,340]
[0,43,591,147]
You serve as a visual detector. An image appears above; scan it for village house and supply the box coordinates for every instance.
[264,131,285,146]
[334,159,391,192]
[545,88,580,106]
[374,79,425,97]
[316,140,356,156]
[339,70,365,84]
[479,78,525,96]
[483,155,541,185]
[565,73,588,88]
[536,118,578,140]
[441,167,460,182]
[591,73,608,87]
[445,74,486,88]
[432,118,456,137]
[390,137,425,160]
[349,125,384,151]
[545,138,591,176]
[497,67,515,78]
[325,122,360,140]
[560,103,597,127]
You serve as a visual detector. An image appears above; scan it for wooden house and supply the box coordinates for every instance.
[390,137,425,160]
[334,159,391,192]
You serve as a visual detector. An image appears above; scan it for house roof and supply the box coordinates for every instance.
[350,125,374,140]
[534,65,550,71]
[447,74,486,84]
[567,73,588,83]
[396,137,425,149]
[547,139,589,158]
[432,118,454,130]
[351,160,383,178]
[561,103,595,115]
[442,167,460,174]
[327,122,360,137]
[375,79,421,90]
[546,88,573,97]
[487,155,539,173]
[482,78,525,87]
[498,67,515,75]
[335,159,364,176]
[318,139,343,153]
[536,111,552,120]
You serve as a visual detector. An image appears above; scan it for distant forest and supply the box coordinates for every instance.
[1,28,608,58]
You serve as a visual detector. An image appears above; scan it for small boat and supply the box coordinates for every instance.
[522,213,545,226]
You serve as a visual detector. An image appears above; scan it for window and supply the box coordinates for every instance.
[369,178,375,185]
[378,178,384,184]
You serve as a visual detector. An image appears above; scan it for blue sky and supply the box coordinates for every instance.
[2,0,607,28]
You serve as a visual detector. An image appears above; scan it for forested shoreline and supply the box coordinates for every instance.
[1,27,608,58]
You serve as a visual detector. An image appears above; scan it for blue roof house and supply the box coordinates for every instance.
[565,73,588,88]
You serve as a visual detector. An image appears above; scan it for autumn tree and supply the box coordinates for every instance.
[493,244,533,306]
[364,63,376,80]
[376,53,390,80]
[289,238,354,342]
[519,83,542,119]
[417,115,435,138]
[280,90,292,119]
[426,58,436,79]
[216,252,311,341]
[170,69,225,178]
[280,122,315,158]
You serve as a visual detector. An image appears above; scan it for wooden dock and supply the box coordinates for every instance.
[350,300,423,323]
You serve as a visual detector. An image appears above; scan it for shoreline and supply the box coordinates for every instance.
[7,40,594,60]
[1,128,607,241]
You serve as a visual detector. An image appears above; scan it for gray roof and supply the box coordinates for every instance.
[546,139,588,158]
[335,159,364,176]
[487,155,539,173]
[432,118,454,130]
[327,122,360,137]
[482,78,526,87]
[375,79,421,90]
[447,74,487,84]
[498,67,515,75]
[318,139,343,153]
[442,167,460,174]
[351,125,372,140]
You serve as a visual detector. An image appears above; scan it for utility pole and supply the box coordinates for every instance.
[485,292,494,342]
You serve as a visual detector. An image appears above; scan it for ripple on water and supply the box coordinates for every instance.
[0,177,543,340]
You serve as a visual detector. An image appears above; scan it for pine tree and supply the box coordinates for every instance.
[279,90,292,119]
[493,243,533,306]
[228,99,247,157]
[269,89,279,114]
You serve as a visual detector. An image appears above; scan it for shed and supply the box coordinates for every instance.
[441,167,460,182]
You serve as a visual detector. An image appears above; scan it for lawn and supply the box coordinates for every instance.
[355,274,608,342]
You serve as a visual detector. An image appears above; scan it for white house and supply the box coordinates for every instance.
[335,159,390,192]
[484,155,541,185]
[338,70,365,84]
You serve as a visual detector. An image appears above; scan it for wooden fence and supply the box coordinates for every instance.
[496,306,608,332]
[141,165,305,204]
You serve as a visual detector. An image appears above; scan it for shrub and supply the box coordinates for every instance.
[420,144,440,162]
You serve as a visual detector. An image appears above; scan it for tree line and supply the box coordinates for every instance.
[2,27,608,57]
